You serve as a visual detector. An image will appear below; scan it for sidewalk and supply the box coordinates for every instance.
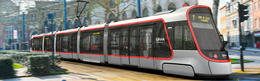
[229,47,260,53]
[232,67,260,74]
[232,67,260,79]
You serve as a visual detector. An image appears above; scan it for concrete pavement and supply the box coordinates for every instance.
[2,48,260,81]
[228,48,260,78]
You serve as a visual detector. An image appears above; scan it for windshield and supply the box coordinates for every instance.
[188,7,222,50]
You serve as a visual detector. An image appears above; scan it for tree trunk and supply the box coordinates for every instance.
[212,0,219,25]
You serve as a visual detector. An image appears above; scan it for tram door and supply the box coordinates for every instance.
[120,29,130,65]
[139,26,155,69]
[129,27,140,66]
[108,30,121,65]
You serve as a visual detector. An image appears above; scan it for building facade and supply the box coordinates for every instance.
[0,0,20,50]
[22,0,198,50]
[219,0,255,48]
[251,0,260,48]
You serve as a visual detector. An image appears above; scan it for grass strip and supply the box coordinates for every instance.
[231,58,254,64]
[13,63,24,69]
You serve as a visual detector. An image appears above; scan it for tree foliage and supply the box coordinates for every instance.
[93,0,135,21]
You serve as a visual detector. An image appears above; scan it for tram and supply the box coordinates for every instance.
[31,5,231,77]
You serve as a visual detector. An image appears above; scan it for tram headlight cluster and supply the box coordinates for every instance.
[207,52,229,60]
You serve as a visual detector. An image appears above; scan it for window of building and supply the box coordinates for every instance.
[156,5,162,12]
[259,0,260,9]
[168,3,176,11]
[122,12,127,20]
[258,18,260,29]
[83,17,88,26]
[131,10,137,18]
[142,7,149,17]
[232,19,237,28]
[247,18,251,30]
[256,18,258,29]
[74,19,80,28]
[109,0,114,8]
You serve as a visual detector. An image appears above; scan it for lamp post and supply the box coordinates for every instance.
[22,12,26,50]
[64,0,67,30]
[137,0,141,18]
[48,13,55,65]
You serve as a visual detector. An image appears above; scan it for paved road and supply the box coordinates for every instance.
[59,61,195,81]
[59,60,260,81]
[3,60,260,81]
[227,49,260,69]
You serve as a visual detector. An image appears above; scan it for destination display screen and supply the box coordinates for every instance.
[191,14,210,23]
[189,13,214,29]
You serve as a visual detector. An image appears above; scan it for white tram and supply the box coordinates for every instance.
[31,5,231,77]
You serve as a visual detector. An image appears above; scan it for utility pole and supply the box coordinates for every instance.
[18,0,22,50]
[137,0,141,18]
[22,12,26,50]
[238,2,249,72]
[64,0,67,30]
[48,13,55,66]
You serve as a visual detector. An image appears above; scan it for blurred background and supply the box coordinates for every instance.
[0,0,259,51]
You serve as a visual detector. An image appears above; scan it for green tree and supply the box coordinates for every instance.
[94,0,135,21]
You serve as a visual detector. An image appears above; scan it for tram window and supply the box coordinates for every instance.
[80,31,91,53]
[89,31,103,54]
[169,21,196,50]
[38,37,43,50]
[108,30,120,55]
[61,34,70,52]
[70,33,77,52]
[130,27,140,56]
[120,29,129,56]
[32,38,37,50]
[56,35,61,52]
[32,38,36,50]
[139,25,153,57]
[44,36,53,51]
[183,25,196,50]
[153,23,171,58]
[174,24,184,49]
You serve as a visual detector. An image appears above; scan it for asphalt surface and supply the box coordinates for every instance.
[227,49,260,69]
[59,60,196,81]
[2,49,260,81]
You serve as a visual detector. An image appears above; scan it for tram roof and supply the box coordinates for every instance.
[32,6,196,38]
